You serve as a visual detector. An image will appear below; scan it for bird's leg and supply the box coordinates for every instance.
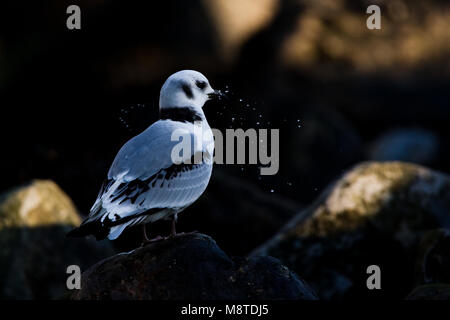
[170,216,177,237]
[142,224,150,242]
[141,224,163,246]
[167,215,198,238]
[166,215,182,238]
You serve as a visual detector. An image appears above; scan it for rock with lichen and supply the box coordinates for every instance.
[251,162,450,300]
[0,180,115,299]
[71,233,317,300]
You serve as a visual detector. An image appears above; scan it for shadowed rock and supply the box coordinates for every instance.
[72,233,317,300]
[413,229,450,286]
[251,162,450,299]
[406,284,450,300]
[0,180,115,299]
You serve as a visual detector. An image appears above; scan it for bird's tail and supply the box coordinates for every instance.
[67,199,111,240]
[66,219,109,240]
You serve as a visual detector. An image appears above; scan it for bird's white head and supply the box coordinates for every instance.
[159,70,222,112]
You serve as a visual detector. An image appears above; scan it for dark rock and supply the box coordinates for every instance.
[406,284,450,300]
[251,162,450,299]
[0,180,115,299]
[414,229,450,286]
[72,233,317,300]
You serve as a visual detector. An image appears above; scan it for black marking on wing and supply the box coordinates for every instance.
[111,178,151,204]
[67,153,209,240]
[66,207,164,240]
[108,161,202,206]
[66,218,109,240]
[102,207,163,227]
[160,106,203,123]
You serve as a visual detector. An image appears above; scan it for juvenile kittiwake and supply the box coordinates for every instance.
[68,70,222,243]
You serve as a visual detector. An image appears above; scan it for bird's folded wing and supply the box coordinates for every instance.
[88,120,212,222]
[108,120,187,181]
[104,162,211,210]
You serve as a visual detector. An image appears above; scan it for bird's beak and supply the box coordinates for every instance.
[207,89,227,100]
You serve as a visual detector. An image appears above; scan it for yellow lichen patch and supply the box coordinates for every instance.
[293,162,429,237]
[0,180,81,229]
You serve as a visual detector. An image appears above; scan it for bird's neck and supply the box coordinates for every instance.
[160,106,205,124]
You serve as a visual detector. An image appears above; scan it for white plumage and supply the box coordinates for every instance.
[68,70,220,241]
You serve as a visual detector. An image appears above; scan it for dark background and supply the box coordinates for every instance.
[1,0,449,254]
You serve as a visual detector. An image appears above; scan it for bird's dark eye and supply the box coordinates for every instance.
[195,80,207,90]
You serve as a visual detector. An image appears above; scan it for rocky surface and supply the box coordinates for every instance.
[406,229,450,300]
[0,179,81,228]
[0,180,115,299]
[413,229,450,286]
[72,233,317,300]
[406,284,450,300]
[251,162,450,299]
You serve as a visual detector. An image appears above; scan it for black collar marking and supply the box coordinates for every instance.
[160,107,203,123]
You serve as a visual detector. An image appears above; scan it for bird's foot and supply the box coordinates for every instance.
[141,235,164,246]
[167,230,199,239]
[183,230,199,235]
